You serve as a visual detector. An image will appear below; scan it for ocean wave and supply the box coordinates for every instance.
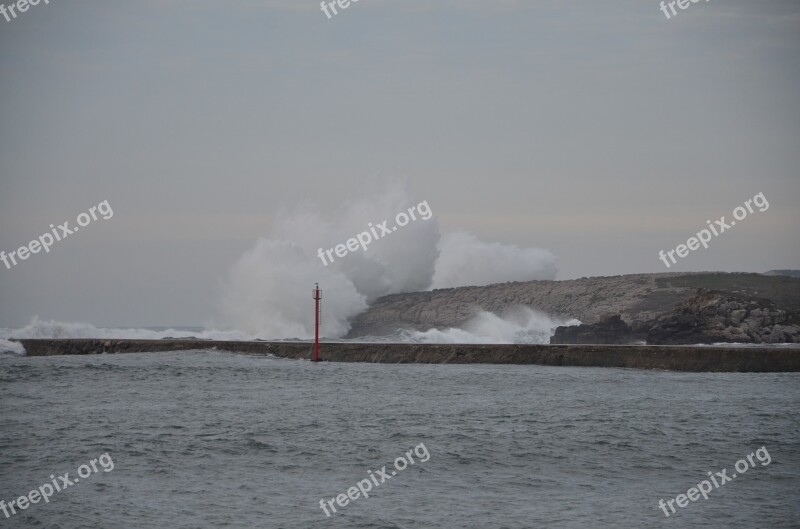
[1,307,579,349]
[0,338,26,356]
[353,307,579,344]
[0,317,255,343]
[406,307,580,344]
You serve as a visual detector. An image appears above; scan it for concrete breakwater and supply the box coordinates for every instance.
[15,339,800,372]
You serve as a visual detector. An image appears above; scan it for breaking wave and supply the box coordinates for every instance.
[0,338,25,356]
[407,307,579,344]
[5,182,565,345]
[0,317,253,343]
[217,181,558,339]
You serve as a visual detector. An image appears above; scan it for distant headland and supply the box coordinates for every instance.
[346,272,800,345]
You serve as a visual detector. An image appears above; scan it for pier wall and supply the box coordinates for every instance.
[14,339,800,372]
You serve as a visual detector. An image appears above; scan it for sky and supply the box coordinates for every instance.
[1,0,799,328]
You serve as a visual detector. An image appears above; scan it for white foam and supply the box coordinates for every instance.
[218,181,557,339]
[0,317,255,342]
[408,306,580,344]
[0,338,26,356]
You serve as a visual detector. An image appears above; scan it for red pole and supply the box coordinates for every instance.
[313,283,321,362]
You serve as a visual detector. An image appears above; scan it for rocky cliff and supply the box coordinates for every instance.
[645,289,799,344]
[346,272,800,344]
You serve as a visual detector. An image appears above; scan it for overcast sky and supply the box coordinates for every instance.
[1,0,798,328]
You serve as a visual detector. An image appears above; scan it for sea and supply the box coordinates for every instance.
[1,349,798,528]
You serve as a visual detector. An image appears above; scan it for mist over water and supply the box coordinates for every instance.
[217,182,558,339]
[431,232,557,290]
[1,183,562,346]
[219,239,368,340]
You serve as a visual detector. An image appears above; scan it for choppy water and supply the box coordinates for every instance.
[1,350,798,528]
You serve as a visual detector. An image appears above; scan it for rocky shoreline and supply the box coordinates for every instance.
[347,272,800,345]
[551,288,800,345]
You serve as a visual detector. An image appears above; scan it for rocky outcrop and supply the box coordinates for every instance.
[348,272,682,336]
[347,272,800,344]
[550,315,641,345]
[645,289,800,345]
[549,288,800,345]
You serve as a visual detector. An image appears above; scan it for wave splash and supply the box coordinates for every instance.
[0,317,256,355]
[4,183,564,346]
[0,306,579,354]
[406,307,580,344]
[0,338,25,356]
[217,181,558,339]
